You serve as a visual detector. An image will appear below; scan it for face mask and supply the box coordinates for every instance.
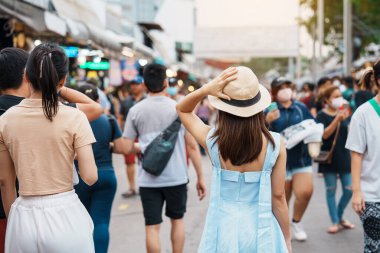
[339,84,347,93]
[277,88,293,102]
[333,80,341,87]
[331,97,345,109]
[166,87,177,97]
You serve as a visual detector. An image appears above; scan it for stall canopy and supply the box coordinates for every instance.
[0,0,66,36]
[52,0,121,51]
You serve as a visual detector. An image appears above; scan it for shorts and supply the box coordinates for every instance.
[360,202,380,253]
[124,154,136,165]
[0,218,6,253]
[140,184,188,226]
[286,166,313,181]
[5,190,94,253]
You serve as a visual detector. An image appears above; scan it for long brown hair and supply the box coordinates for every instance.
[212,111,275,166]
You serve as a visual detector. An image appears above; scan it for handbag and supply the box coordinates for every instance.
[141,117,181,176]
[313,122,340,164]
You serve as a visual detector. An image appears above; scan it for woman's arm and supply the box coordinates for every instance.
[176,67,238,149]
[76,144,98,186]
[59,87,103,121]
[351,151,365,214]
[0,150,17,217]
[112,138,140,155]
[272,139,292,253]
[322,110,348,140]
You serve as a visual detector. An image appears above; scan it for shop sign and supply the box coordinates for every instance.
[61,46,79,58]
[79,61,110,70]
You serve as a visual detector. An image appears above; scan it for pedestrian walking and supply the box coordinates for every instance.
[0,47,102,253]
[310,77,332,117]
[316,86,355,233]
[177,66,291,253]
[346,60,380,253]
[0,43,98,253]
[75,84,126,253]
[122,63,206,253]
[118,78,145,198]
[265,77,314,241]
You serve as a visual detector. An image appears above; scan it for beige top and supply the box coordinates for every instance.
[0,99,96,196]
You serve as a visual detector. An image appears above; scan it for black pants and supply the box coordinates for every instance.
[140,184,188,225]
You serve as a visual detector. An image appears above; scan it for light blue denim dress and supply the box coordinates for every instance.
[198,129,288,253]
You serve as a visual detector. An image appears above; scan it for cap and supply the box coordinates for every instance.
[270,77,292,90]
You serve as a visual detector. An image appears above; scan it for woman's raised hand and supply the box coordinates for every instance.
[203,67,238,100]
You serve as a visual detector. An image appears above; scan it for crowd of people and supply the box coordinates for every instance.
[0,42,379,253]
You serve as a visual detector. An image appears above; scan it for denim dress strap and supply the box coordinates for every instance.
[198,128,221,253]
[257,132,281,253]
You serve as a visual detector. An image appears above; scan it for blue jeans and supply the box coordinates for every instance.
[323,173,352,224]
[75,169,117,253]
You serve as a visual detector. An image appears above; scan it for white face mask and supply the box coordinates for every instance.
[333,80,341,87]
[277,88,293,102]
[331,97,345,109]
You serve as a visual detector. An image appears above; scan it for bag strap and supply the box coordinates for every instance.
[369,98,380,117]
[328,121,341,162]
[107,115,116,140]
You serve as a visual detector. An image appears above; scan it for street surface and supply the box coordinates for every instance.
[108,154,363,253]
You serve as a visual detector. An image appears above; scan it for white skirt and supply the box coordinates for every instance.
[5,190,95,253]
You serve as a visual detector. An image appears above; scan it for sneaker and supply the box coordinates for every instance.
[121,189,137,198]
[291,222,307,241]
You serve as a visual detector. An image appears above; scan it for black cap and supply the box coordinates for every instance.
[78,83,99,102]
[271,77,292,90]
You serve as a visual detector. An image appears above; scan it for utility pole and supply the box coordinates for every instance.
[343,0,352,75]
[317,0,324,79]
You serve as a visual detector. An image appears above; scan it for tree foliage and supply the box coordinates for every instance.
[300,0,380,54]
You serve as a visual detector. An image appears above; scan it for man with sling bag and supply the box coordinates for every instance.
[122,63,206,253]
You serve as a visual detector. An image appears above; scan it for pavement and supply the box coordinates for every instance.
[108,154,363,253]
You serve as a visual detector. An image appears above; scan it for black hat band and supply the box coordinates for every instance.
[220,91,261,107]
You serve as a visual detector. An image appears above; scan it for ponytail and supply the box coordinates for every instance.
[26,43,68,121]
[39,53,59,121]
[373,60,380,88]
[359,68,373,91]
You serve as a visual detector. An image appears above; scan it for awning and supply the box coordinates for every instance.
[86,25,121,52]
[133,42,156,59]
[0,1,66,36]
[65,18,90,41]
[194,26,299,59]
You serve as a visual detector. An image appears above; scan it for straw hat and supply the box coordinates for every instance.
[208,66,271,117]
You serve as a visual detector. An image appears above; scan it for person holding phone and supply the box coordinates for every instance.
[266,77,314,241]
[316,86,354,234]
[346,61,380,253]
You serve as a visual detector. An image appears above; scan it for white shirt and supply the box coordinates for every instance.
[346,101,380,202]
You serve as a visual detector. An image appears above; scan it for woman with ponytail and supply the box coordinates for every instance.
[354,68,376,109]
[0,43,98,253]
[346,60,380,252]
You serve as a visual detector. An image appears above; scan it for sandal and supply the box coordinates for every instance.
[340,219,355,229]
[327,224,341,234]
[122,189,137,198]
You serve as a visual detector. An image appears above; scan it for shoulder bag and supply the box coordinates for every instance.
[313,122,340,164]
[141,117,181,176]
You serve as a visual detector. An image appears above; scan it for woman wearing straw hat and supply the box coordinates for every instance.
[176,67,291,253]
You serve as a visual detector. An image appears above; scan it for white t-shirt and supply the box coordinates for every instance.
[346,101,380,202]
[123,96,188,188]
